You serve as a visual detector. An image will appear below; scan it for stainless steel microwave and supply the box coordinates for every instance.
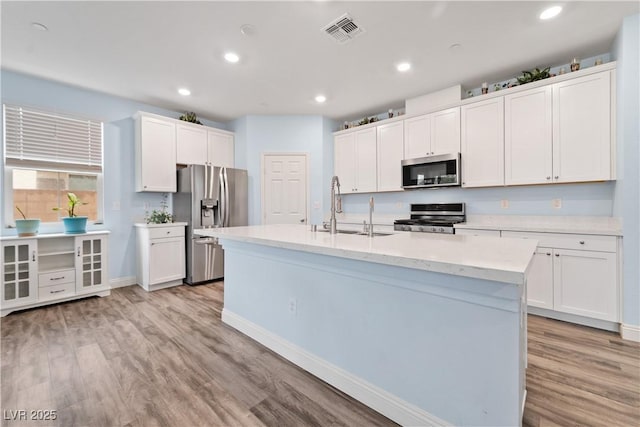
[401,153,461,189]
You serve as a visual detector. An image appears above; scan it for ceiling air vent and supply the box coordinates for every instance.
[323,14,365,44]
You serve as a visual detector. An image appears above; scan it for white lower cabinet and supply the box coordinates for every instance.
[135,223,186,291]
[1,232,110,317]
[526,248,554,310]
[553,249,617,322]
[502,230,619,323]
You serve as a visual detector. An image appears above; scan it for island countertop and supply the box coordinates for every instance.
[195,224,538,285]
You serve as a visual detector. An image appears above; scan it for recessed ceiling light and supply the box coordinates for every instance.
[178,88,191,96]
[315,95,327,103]
[540,6,562,20]
[449,43,462,51]
[397,62,411,72]
[31,22,48,31]
[224,52,240,63]
[240,24,255,36]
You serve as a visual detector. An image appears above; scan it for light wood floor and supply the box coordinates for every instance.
[1,283,639,427]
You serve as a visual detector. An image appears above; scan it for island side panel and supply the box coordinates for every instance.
[220,239,525,426]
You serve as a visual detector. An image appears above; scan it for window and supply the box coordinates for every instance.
[3,104,104,224]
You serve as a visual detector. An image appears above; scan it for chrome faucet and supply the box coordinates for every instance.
[368,196,374,237]
[329,176,341,234]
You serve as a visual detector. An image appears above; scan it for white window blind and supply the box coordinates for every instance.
[4,104,103,172]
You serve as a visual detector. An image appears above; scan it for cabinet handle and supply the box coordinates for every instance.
[546,252,551,256]
[32,251,36,261]
[431,152,434,155]
[77,247,81,257]
[546,176,551,180]
[167,231,171,234]
[554,176,559,179]
[50,276,65,281]
[50,289,66,294]
[555,253,560,257]
[579,240,585,245]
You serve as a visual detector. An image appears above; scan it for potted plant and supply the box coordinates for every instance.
[53,192,89,234]
[145,193,174,224]
[14,206,40,237]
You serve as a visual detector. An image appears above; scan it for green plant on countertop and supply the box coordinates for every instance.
[145,193,174,224]
[16,205,27,219]
[517,67,551,85]
[179,111,203,125]
[53,192,87,217]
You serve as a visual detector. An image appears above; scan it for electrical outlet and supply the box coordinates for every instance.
[143,202,151,210]
[313,201,320,210]
[500,199,509,209]
[552,198,562,209]
[288,297,297,315]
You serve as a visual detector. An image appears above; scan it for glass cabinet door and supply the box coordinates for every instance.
[1,240,37,306]
[75,236,108,293]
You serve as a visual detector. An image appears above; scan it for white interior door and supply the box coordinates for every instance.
[263,154,307,225]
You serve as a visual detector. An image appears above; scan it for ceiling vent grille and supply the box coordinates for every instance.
[323,14,364,44]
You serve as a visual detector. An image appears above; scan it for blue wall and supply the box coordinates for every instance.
[229,115,336,226]
[0,70,228,281]
[612,14,640,328]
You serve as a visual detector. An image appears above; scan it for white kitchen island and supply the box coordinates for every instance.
[195,224,537,426]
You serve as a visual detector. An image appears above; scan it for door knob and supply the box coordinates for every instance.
[299,219,305,223]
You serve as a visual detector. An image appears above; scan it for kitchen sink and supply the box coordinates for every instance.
[316,228,393,237]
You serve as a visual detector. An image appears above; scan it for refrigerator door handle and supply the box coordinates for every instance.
[204,163,209,200]
[219,167,226,227]
[223,167,230,227]
[194,238,217,245]
[209,164,214,200]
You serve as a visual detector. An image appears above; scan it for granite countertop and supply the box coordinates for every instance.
[195,224,538,285]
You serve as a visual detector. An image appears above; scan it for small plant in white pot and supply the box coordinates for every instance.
[15,206,40,237]
[53,192,89,234]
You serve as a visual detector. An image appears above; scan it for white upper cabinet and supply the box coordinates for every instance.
[334,132,357,194]
[431,107,461,155]
[553,72,611,183]
[207,129,235,168]
[403,107,460,159]
[403,115,431,159]
[504,71,612,186]
[135,114,177,192]
[377,121,404,192]
[176,124,208,165]
[354,128,377,193]
[334,128,376,194]
[461,97,504,187]
[505,86,553,185]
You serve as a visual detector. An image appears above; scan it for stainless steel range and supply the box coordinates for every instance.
[394,203,465,234]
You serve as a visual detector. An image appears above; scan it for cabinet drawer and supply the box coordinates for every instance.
[39,269,76,288]
[38,281,74,302]
[148,226,185,239]
[455,228,501,237]
[502,231,617,252]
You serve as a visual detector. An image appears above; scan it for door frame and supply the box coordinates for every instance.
[260,152,309,225]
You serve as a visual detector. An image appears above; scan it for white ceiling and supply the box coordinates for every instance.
[2,1,638,123]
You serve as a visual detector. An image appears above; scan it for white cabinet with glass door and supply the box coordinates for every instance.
[1,240,37,308]
[75,234,108,294]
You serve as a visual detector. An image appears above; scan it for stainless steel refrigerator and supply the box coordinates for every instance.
[174,165,248,285]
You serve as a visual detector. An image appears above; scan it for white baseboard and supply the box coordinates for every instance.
[621,323,640,342]
[109,276,137,289]
[222,309,451,427]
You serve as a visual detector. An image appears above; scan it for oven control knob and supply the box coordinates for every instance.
[403,225,410,231]
[418,226,424,232]
[439,227,445,233]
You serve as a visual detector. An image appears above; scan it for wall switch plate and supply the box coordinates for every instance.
[143,202,151,210]
[112,201,121,211]
[552,198,562,209]
[288,297,297,315]
[313,201,320,209]
[500,199,509,209]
